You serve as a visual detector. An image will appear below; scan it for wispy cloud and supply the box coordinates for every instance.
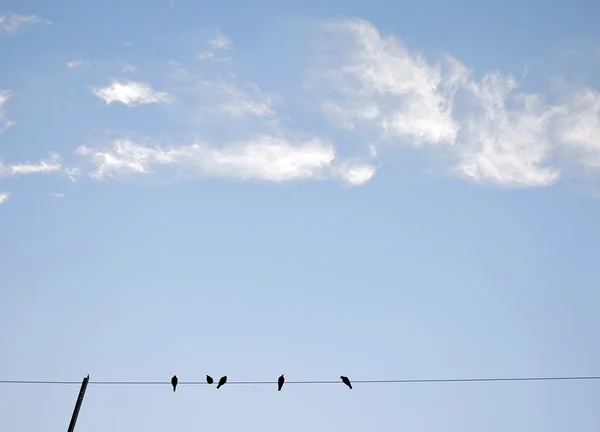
[93,79,172,107]
[332,160,378,186]
[0,13,50,35]
[97,33,373,188]
[453,73,559,187]
[51,192,66,198]
[0,90,15,133]
[67,60,91,68]
[168,61,277,119]
[64,167,81,182]
[122,64,139,73]
[209,32,232,50]
[0,192,9,204]
[5,17,599,199]
[312,18,600,188]
[72,29,377,188]
[555,89,600,170]
[75,136,371,185]
[0,153,62,176]
[314,19,462,146]
[198,31,232,61]
[202,77,277,118]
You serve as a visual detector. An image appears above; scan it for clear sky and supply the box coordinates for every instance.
[1,0,600,431]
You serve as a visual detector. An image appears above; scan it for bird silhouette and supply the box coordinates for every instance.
[171,375,178,392]
[206,375,214,385]
[278,374,285,391]
[216,376,227,389]
[340,376,352,389]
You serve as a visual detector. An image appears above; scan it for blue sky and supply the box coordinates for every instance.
[1,0,600,431]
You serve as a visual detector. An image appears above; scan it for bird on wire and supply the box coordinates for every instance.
[171,375,178,392]
[278,375,285,391]
[206,375,214,385]
[217,376,227,389]
[340,376,352,389]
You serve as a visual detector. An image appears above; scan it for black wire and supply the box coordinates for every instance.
[1,376,599,385]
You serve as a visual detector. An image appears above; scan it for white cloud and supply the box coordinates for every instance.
[168,62,277,118]
[0,90,15,133]
[0,192,9,204]
[209,32,232,50]
[555,89,600,170]
[312,18,600,188]
[0,13,50,35]
[75,136,341,182]
[122,64,139,73]
[51,192,66,198]
[198,31,232,61]
[65,167,81,182]
[92,79,172,106]
[3,17,600,196]
[67,60,91,68]
[314,19,463,146]
[0,153,62,176]
[453,73,560,187]
[332,160,377,186]
[206,79,276,118]
[72,32,376,189]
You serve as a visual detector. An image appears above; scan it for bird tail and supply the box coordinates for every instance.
[217,384,222,389]
[349,384,353,389]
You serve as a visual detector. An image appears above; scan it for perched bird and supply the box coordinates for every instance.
[171,375,178,392]
[278,374,285,391]
[340,376,352,389]
[206,375,214,385]
[216,376,227,389]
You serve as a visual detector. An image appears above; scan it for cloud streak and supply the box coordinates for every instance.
[167,61,277,119]
[75,136,371,186]
[0,153,62,176]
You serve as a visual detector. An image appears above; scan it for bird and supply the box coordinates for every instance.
[206,375,214,385]
[171,375,178,392]
[278,374,285,391]
[340,376,352,389]
[216,375,227,389]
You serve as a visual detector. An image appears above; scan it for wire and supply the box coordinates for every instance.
[1,376,599,386]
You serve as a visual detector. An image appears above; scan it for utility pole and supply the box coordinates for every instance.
[67,375,89,432]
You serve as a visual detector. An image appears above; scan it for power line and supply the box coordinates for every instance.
[1,375,600,386]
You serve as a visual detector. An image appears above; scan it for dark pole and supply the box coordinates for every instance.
[67,375,89,432]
